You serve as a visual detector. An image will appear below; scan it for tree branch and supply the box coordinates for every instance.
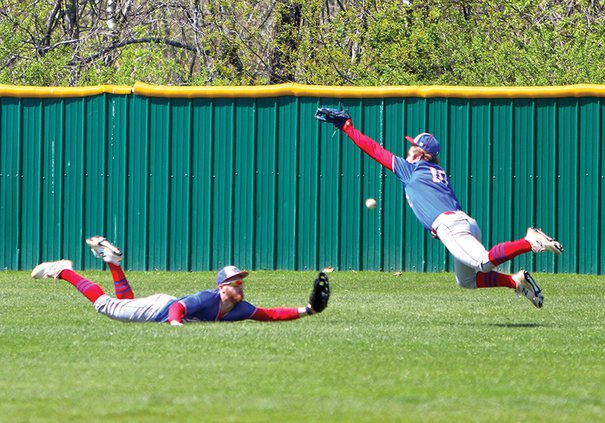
[70,37,198,65]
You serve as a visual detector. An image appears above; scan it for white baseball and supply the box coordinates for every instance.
[365,198,377,209]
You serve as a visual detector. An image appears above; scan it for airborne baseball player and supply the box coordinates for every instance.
[316,108,563,308]
[32,237,330,324]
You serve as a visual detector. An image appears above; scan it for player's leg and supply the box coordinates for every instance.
[475,270,516,289]
[86,236,134,299]
[486,227,563,267]
[436,214,544,307]
[452,257,516,289]
[31,260,105,304]
[461,264,543,308]
[94,294,177,322]
[434,214,492,272]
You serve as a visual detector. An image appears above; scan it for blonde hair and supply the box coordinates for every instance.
[409,146,440,164]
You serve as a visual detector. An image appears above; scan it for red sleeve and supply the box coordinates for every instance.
[250,307,301,321]
[167,301,186,324]
[342,119,395,172]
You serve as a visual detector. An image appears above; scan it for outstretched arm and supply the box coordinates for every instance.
[341,120,395,172]
[249,271,331,321]
[250,307,309,321]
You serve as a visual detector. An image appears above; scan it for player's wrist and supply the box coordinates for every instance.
[298,306,313,317]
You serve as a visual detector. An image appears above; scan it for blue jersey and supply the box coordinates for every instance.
[154,289,257,322]
[393,156,462,230]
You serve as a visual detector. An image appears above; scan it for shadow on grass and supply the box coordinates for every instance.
[489,323,548,328]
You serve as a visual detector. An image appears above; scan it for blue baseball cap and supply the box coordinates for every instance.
[216,265,249,286]
[405,133,440,156]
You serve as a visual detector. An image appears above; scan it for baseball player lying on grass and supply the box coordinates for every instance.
[32,237,330,325]
[316,108,563,309]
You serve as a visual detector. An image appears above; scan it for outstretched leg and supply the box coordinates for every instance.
[86,236,134,299]
[31,260,105,304]
[486,239,532,268]
[486,227,563,268]
[107,263,134,299]
[435,214,552,308]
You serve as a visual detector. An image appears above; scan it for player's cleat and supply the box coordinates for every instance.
[86,236,123,266]
[31,260,73,279]
[525,227,564,255]
[513,270,543,309]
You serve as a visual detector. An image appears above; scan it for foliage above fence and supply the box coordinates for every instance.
[2,1,605,87]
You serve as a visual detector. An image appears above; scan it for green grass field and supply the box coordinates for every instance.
[1,270,604,422]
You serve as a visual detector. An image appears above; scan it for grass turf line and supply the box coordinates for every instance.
[1,270,604,422]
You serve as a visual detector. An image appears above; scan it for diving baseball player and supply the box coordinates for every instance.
[32,237,330,324]
[315,108,563,308]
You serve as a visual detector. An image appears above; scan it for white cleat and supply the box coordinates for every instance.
[513,270,543,309]
[525,227,563,255]
[31,260,73,279]
[86,236,123,266]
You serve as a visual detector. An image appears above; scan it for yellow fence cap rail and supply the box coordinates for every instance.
[133,82,605,99]
[2,82,605,99]
[0,85,132,98]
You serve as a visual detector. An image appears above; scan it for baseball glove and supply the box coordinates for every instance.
[308,272,330,314]
[315,107,351,128]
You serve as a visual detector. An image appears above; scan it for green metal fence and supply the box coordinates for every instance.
[1,84,603,274]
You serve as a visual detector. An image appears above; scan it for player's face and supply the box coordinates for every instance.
[219,279,245,303]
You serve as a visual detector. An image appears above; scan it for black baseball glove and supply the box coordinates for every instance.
[315,107,351,128]
[307,272,330,314]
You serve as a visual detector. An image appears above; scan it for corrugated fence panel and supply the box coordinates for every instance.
[62,98,85,266]
[317,98,341,272]
[20,100,43,269]
[469,100,493,266]
[491,100,515,272]
[535,100,558,273]
[84,96,107,269]
[190,98,214,270]
[558,99,580,274]
[42,100,63,262]
[234,98,256,270]
[1,98,21,269]
[256,98,279,269]
[213,99,236,269]
[276,96,299,270]
[170,98,192,271]
[513,99,536,273]
[297,98,321,270]
[578,98,600,275]
[127,95,149,270]
[1,90,604,274]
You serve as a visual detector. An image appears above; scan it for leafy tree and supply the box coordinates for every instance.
[1,0,605,86]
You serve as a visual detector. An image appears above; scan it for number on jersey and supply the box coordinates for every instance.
[429,167,449,186]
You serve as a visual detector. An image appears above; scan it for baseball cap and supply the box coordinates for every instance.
[405,132,440,156]
[216,265,249,286]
